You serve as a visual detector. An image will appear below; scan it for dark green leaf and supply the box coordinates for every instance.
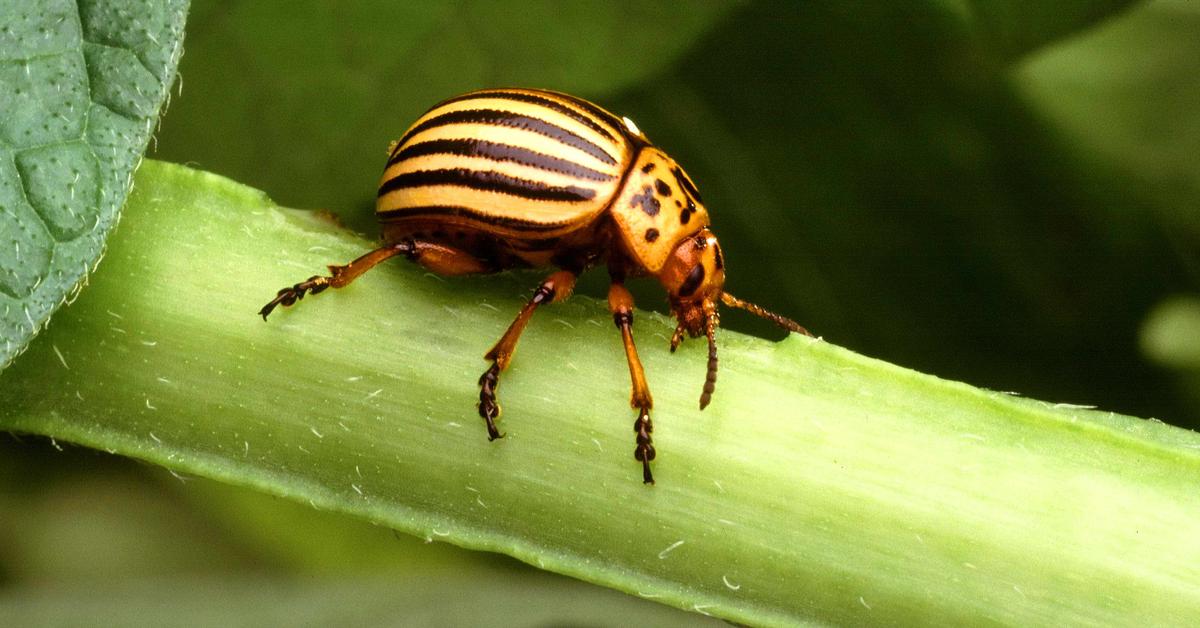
[0,0,188,369]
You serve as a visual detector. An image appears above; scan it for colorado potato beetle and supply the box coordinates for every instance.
[259,88,812,484]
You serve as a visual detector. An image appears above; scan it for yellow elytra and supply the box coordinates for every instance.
[260,88,811,484]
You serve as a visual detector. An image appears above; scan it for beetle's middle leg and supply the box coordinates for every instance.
[478,270,577,440]
[608,282,656,484]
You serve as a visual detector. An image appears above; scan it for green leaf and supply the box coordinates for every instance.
[149,0,742,229]
[0,0,188,369]
[174,474,500,574]
[4,160,1200,625]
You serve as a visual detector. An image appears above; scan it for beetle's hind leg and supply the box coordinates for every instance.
[258,244,410,320]
[259,239,495,320]
[608,282,656,484]
[477,270,577,440]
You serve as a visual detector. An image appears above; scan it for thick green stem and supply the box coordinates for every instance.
[3,161,1199,626]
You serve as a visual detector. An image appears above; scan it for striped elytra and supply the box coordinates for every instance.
[261,88,813,484]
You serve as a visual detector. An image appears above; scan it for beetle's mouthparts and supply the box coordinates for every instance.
[669,302,707,339]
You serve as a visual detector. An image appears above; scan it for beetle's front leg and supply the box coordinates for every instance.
[608,282,656,484]
[478,270,577,440]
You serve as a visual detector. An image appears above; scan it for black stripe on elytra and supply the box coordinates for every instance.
[387,138,615,182]
[679,264,706,297]
[397,109,617,166]
[439,90,618,142]
[379,168,596,203]
[377,205,572,233]
[554,91,629,139]
[672,166,703,203]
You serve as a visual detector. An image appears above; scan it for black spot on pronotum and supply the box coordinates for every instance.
[679,264,705,297]
[630,185,660,216]
[654,179,671,196]
[713,244,724,270]
[680,198,697,224]
[641,162,655,174]
[645,228,659,242]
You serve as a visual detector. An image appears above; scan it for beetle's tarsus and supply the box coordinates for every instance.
[477,362,504,440]
[259,276,327,321]
[634,406,655,484]
[475,271,576,443]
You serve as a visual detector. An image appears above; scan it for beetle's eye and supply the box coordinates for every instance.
[678,263,706,298]
[693,233,708,249]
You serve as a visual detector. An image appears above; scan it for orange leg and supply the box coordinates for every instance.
[608,282,656,484]
[259,239,493,320]
[477,270,576,440]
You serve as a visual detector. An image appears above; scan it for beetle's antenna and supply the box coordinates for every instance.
[720,292,813,337]
[699,314,718,410]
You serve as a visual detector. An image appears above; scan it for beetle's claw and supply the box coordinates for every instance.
[258,292,291,320]
[633,406,655,484]
[258,276,329,321]
[477,362,504,440]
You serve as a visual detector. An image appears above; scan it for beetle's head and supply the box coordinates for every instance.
[661,228,725,338]
[660,227,814,410]
[659,228,725,410]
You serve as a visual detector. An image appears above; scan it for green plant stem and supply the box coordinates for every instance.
[3,161,1200,626]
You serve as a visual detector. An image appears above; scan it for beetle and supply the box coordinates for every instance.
[259,88,811,483]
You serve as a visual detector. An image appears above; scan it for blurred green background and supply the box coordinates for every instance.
[4,0,1199,624]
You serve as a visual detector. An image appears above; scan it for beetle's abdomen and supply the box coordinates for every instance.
[377,89,636,240]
